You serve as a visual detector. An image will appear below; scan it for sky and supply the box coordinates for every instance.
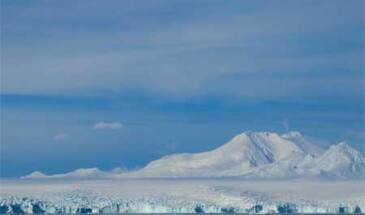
[0,0,364,177]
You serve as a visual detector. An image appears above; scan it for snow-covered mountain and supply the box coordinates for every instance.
[128,131,305,177]
[24,131,365,179]
[23,168,122,179]
[23,168,102,179]
[127,131,364,179]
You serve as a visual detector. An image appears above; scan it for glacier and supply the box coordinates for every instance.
[1,179,364,214]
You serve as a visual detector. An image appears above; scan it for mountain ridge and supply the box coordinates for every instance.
[23,131,365,180]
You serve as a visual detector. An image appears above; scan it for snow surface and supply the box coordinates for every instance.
[1,179,364,214]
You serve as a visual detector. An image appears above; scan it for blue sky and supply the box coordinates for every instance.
[1,0,364,177]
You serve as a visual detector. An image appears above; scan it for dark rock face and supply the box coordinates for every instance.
[76,207,92,214]
[32,204,45,214]
[254,204,263,213]
[277,203,297,214]
[354,206,362,215]
[0,205,9,214]
[194,205,204,213]
[338,206,349,214]
[221,207,235,213]
[10,204,24,214]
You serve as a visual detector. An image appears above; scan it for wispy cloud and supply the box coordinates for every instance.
[93,122,123,130]
[1,0,363,101]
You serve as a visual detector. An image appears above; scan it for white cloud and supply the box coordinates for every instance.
[93,122,123,130]
[53,133,68,141]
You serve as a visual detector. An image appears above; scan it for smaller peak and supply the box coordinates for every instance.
[327,142,361,157]
[337,141,348,146]
[111,167,127,173]
[330,141,350,150]
[240,130,253,135]
[32,171,46,176]
[72,167,100,174]
[22,171,48,179]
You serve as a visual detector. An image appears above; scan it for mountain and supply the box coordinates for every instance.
[127,131,364,179]
[23,168,114,179]
[24,171,49,179]
[128,131,305,177]
[23,131,365,180]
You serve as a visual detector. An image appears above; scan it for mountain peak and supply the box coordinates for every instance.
[336,141,350,148]
[241,130,279,136]
[70,167,101,176]
[235,131,283,142]
[327,141,360,156]
[224,131,280,149]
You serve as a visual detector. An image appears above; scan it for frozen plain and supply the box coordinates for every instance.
[0,178,364,214]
